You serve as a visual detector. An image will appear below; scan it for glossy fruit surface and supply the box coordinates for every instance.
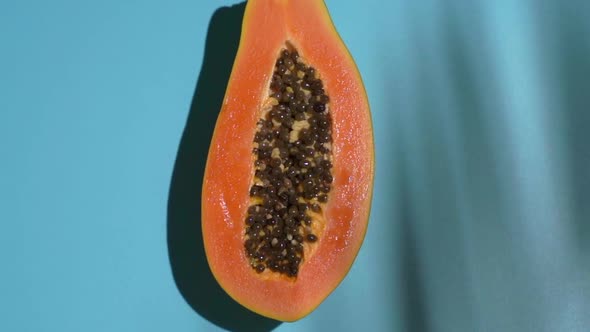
[202,0,374,321]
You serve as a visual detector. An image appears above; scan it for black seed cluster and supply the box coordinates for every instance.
[244,48,334,277]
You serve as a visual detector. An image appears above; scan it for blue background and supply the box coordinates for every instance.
[2,0,589,331]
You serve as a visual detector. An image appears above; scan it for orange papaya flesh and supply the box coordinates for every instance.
[202,0,374,322]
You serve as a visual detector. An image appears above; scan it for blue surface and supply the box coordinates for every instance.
[2,0,589,331]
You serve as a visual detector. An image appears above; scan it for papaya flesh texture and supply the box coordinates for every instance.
[202,0,374,322]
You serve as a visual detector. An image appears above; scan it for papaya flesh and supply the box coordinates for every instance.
[202,0,374,322]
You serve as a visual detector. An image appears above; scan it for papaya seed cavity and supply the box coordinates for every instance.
[244,47,334,278]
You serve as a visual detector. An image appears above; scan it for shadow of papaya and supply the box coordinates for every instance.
[167,3,282,331]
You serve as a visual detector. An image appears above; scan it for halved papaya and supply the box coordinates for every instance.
[202,0,374,322]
